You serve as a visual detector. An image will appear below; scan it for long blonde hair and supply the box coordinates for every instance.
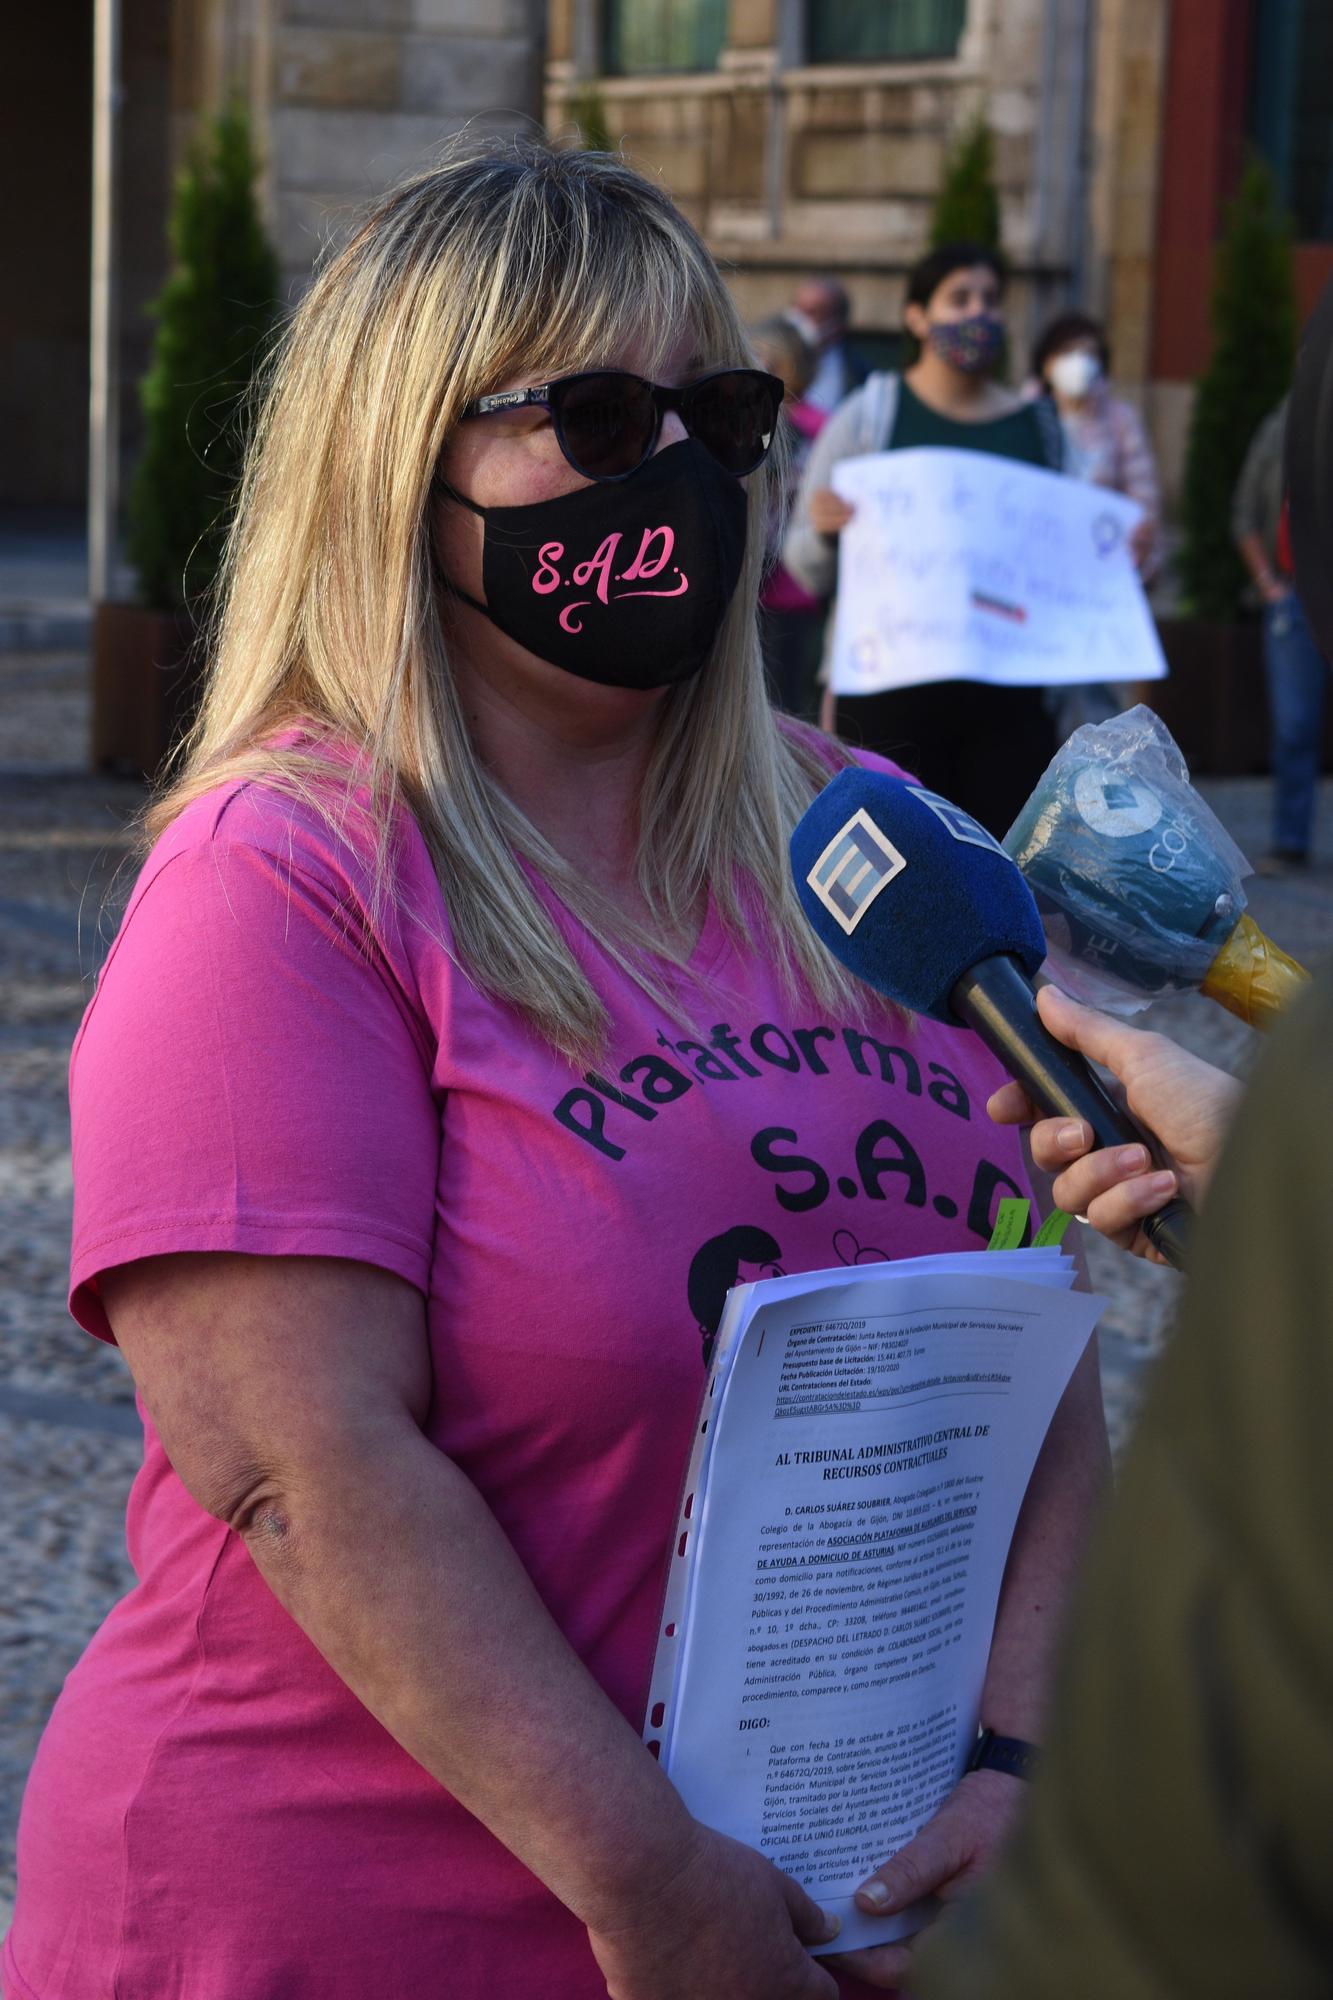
[146,135,864,1061]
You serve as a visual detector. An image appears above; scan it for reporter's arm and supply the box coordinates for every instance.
[103,1250,839,2000]
[916,972,1333,1999]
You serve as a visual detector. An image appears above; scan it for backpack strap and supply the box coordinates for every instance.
[1031,393,1066,472]
[857,371,901,454]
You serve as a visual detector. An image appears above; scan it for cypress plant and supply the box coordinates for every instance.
[127,104,280,614]
[929,117,1002,250]
[571,83,614,155]
[1178,153,1297,619]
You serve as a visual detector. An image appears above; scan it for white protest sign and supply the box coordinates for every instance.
[828,446,1169,695]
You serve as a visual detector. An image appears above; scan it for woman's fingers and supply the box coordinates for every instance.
[1045,1142,1163,1220]
[778,1868,842,1952]
[1033,983,1149,1076]
[778,1881,841,2000]
[984,1080,1037,1127]
[1023,1115,1094,1173]
[822,1939,914,1988]
[1082,1169,1178,1243]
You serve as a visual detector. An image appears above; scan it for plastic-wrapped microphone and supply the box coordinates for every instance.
[1003,704,1308,1028]
[790,764,1192,1269]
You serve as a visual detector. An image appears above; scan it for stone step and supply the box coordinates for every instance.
[0,603,92,650]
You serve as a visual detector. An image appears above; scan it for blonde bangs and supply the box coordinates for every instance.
[142,135,868,1064]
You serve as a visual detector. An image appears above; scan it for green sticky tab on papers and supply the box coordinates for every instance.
[987,1197,1031,1251]
[1033,1209,1075,1248]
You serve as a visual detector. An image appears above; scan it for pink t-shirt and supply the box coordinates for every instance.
[4,744,1032,2000]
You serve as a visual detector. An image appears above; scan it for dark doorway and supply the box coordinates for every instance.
[0,0,94,508]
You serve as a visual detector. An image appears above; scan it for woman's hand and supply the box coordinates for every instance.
[822,1769,1026,1990]
[809,487,855,537]
[987,985,1241,1260]
[1129,517,1156,572]
[588,1822,840,2000]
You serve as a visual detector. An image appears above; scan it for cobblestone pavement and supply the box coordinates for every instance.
[5,649,1333,1933]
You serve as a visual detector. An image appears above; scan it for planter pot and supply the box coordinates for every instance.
[1135,617,1267,776]
[91,601,201,778]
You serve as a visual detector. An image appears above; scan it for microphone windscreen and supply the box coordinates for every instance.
[1005,749,1241,996]
[791,767,1047,1022]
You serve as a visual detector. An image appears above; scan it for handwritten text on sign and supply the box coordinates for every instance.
[828,447,1168,695]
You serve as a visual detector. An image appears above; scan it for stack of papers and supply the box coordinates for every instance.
[644,1249,1102,1954]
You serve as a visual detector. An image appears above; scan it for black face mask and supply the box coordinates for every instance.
[438,438,748,689]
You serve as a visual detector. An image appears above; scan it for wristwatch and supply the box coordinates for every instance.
[965,1728,1040,1782]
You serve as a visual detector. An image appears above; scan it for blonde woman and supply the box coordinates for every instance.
[4,142,1107,2000]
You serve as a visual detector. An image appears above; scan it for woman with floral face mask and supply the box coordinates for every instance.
[783,244,1066,837]
[5,149,1109,2000]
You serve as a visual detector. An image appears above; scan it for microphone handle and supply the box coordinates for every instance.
[950,956,1192,1272]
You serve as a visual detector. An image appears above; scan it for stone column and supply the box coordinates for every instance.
[263,0,545,295]
[1086,0,1170,394]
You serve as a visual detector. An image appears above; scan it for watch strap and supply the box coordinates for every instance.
[965,1727,1039,1782]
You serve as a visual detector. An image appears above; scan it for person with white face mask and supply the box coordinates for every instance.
[1032,312,1161,581]
[1029,313,1164,738]
[1047,347,1101,402]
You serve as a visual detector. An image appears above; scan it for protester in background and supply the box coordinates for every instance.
[913,970,1333,1997]
[784,243,1065,837]
[785,275,869,415]
[1031,312,1161,576]
[1234,395,1329,873]
[750,314,828,716]
[1031,310,1163,739]
[4,140,1110,2000]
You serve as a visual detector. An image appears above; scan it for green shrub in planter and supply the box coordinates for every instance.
[127,103,280,615]
[571,83,613,155]
[1178,153,1297,621]
[929,116,1001,251]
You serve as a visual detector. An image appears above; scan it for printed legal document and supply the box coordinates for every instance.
[644,1248,1102,1955]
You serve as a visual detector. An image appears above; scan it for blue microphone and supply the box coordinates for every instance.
[791,766,1191,1269]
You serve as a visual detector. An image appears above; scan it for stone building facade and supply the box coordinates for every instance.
[546,0,1145,403]
[11,0,1330,519]
[241,0,544,297]
[3,0,546,510]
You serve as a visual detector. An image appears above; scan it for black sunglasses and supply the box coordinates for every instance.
[460,366,785,482]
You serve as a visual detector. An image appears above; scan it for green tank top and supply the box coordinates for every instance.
[888,377,1058,468]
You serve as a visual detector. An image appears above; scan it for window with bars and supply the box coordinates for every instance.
[604,0,728,75]
[1249,0,1333,241]
[807,0,967,64]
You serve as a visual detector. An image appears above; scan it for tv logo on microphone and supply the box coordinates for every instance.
[910,787,1007,857]
[806,809,907,935]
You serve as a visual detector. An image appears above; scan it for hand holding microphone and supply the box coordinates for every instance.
[790,765,1197,1269]
[986,985,1241,1264]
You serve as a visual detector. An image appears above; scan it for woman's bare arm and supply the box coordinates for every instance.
[102,1250,839,2000]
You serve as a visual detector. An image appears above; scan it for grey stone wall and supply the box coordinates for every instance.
[545,0,1092,365]
[265,0,546,294]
